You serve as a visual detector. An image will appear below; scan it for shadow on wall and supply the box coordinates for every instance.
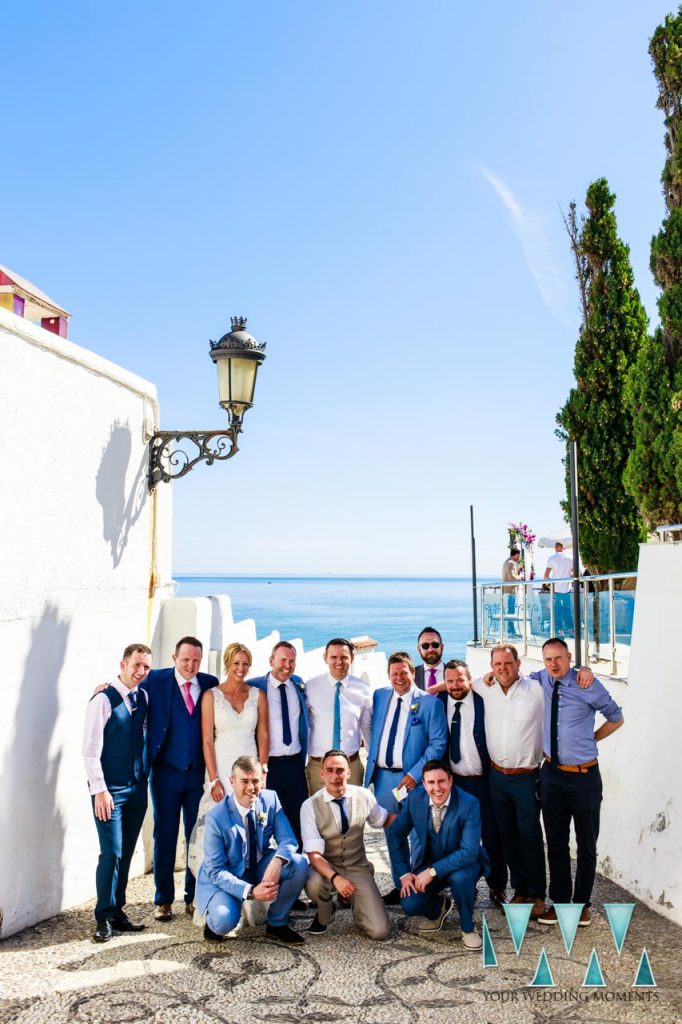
[0,605,69,936]
[96,420,147,569]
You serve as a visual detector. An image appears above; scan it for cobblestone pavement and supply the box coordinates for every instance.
[1,834,680,1024]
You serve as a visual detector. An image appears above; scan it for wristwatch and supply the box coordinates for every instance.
[428,867,437,878]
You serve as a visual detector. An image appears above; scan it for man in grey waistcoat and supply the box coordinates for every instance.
[301,750,396,939]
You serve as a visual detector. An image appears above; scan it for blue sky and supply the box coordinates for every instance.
[2,1,668,574]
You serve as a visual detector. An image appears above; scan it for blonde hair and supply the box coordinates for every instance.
[223,642,252,675]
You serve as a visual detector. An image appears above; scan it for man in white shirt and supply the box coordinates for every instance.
[414,626,447,693]
[471,645,546,920]
[502,549,523,638]
[302,750,395,939]
[544,543,574,636]
[305,639,372,793]
[83,643,152,943]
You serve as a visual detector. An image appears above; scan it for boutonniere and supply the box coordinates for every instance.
[410,702,420,714]
[257,811,267,825]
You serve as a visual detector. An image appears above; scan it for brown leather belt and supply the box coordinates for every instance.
[309,752,360,763]
[491,761,537,776]
[543,755,598,773]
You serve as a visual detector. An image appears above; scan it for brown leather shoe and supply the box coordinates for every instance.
[530,898,546,920]
[155,903,173,921]
[185,903,195,916]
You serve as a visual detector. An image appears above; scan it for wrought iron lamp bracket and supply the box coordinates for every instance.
[148,419,243,489]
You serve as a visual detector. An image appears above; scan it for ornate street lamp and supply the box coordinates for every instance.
[148,316,266,489]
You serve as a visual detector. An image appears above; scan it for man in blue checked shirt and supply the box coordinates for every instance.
[531,638,624,928]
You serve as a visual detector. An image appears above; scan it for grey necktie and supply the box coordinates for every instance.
[431,804,445,833]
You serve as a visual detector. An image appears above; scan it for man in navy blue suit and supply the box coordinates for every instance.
[386,759,486,950]
[143,636,218,920]
[248,641,309,848]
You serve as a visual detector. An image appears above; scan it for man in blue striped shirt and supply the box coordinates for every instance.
[532,638,624,927]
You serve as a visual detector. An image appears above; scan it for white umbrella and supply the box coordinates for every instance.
[538,528,573,549]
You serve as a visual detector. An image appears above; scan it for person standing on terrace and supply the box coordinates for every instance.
[544,542,574,636]
[501,548,523,638]
[305,639,371,793]
[414,626,447,693]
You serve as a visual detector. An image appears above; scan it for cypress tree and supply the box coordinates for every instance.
[557,179,648,572]
[624,10,682,527]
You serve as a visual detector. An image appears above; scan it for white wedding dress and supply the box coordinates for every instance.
[187,685,260,878]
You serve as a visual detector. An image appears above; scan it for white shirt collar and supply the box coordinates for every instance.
[174,668,197,687]
[429,795,451,811]
[322,787,348,804]
[327,672,349,687]
[233,797,258,820]
[448,689,473,707]
[392,685,416,704]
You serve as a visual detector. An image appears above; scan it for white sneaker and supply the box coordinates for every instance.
[461,928,482,951]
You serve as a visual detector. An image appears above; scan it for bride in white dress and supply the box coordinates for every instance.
[188,642,269,877]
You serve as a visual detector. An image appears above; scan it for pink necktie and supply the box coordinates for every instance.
[182,680,195,714]
[427,668,437,689]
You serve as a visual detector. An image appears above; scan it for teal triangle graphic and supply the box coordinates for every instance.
[555,903,583,955]
[482,913,498,967]
[604,902,635,954]
[529,947,555,987]
[633,947,657,987]
[582,948,606,987]
[503,902,532,955]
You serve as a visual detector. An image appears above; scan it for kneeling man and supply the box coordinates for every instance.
[195,755,308,945]
[386,759,486,950]
[302,749,395,939]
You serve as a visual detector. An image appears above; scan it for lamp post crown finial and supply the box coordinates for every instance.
[231,315,248,330]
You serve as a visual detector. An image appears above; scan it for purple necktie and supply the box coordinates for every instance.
[427,668,437,689]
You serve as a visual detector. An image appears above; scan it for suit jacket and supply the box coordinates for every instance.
[248,672,309,758]
[364,687,447,787]
[386,783,484,882]
[142,667,218,765]
[195,790,297,914]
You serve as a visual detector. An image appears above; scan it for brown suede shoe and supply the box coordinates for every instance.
[155,903,173,921]
[530,898,546,920]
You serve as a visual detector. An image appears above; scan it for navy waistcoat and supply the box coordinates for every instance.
[99,686,147,787]
[157,683,203,772]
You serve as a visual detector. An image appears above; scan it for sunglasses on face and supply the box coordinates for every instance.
[420,642,442,650]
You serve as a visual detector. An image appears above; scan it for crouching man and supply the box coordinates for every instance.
[386,759,487,950]
[302,749,396,939]
[195,756,308,945]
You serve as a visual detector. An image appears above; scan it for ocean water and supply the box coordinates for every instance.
[174,575,495,663]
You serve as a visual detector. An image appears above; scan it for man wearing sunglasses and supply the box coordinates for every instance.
[414,627,447,694]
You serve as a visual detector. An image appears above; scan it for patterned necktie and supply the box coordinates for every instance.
[450,701,463,763]
[427,667,437,689]
[246,810,258,882]
[333,797,349,834]
[279,683,292,746]
[550,680,560,764]
[332,681,342,749]
[431,804,445,833]
[385,697,403,768]
[129,689,138,711]
[182,680,195,714]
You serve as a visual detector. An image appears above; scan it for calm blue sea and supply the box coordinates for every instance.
[174,575,496,663]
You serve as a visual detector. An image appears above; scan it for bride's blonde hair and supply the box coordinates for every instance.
[223,641,252,675]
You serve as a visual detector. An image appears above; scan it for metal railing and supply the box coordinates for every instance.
[477,572,637,677]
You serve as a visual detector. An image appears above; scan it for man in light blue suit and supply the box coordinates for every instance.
[196,755,308,945]
[364,651,447,905]
[386,759,487,950]
[248,641,309,847]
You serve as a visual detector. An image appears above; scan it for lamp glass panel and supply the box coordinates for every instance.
[224,356,258,406]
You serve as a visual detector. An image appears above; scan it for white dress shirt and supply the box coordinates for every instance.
[83,678,145,794]
[305,673,372,757]
[471,674,543,768]
[377,685,417,769]
[301,785,387,854]
[266,673,302,756]
[447,690,483,776]
[175,668,201,706]
[546,552,573,593]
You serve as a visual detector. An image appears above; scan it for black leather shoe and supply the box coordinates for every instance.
[291,897,310,913]
[308,913,329,935]
[203,923,225,942]
[112,912,145,932]
[382,887,401,906]
[94,920,113,942]
[488,889,507,906]
[265,923,305,945]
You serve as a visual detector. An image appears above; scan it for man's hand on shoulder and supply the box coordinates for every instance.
[92,684,107,696]
[482,672,495,687]
[94,791,114,821]
[397,774,417,792]
[576,667,595,689]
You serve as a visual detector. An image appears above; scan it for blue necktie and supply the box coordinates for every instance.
[385,697,403,768]
[550,680,560,764]
[129,690,138,711]
[332,681,342,749]
[450,701,463,763]
[333,797,349,834]
[279,683,292,746]
[246,810,258,883]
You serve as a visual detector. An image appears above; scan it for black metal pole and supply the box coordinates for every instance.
[568,441,581,665]
[470,504,479,644]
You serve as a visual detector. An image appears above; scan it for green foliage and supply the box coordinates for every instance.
[557,179,648,573]
[624,9,682,526]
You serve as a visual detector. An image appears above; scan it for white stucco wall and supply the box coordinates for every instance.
[0,308,173,938]
[467,542,682,924]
